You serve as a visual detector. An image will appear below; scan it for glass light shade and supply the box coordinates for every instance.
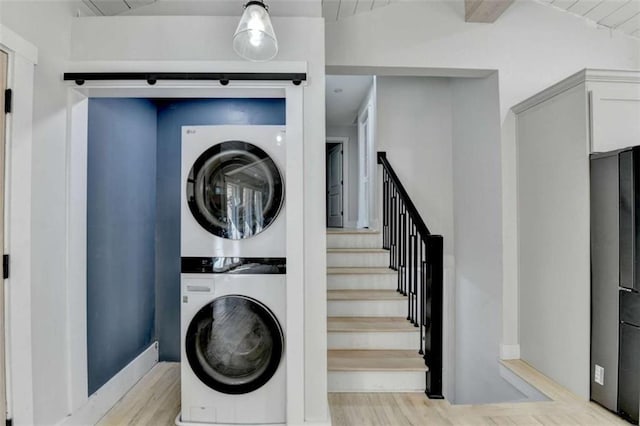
[233,2,278,62]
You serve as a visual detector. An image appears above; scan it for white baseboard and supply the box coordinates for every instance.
[500,344,521,360]
[58,342,159,426]
[292,398,332,426]
[300,421,332,426]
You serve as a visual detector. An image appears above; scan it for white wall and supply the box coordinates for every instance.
[451,74,521,403]
[375,76,457,400]
[326,0,639,398]
[374,74,522,403]
[0,2,94,424]
[0,8,327,426]
[376,77,454,255]
[516,84,591,399]
[327,125,359,226]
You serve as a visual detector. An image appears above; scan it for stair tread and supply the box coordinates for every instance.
[327,228,380,235]
[328,350,427,372]
[327,267,395,275]
[328,290,405,301]
[327,248,387,253]
[328,317,418,332]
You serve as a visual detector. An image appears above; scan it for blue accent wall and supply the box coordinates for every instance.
[155,98,285,361]
[87,98,157,395]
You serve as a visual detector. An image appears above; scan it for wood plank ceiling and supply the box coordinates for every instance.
[540,0,640,38]
[84,0,639,39]
[322,0,395,21]
[83,0,157,15]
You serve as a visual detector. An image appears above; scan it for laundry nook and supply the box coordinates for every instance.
[78,79,315,425]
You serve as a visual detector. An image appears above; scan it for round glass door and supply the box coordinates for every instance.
[186,141,284,240]
[185,295,284,395]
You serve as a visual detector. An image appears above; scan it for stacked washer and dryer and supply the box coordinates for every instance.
[180,125,287,425]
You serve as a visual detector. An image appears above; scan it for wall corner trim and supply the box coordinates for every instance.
[0,24,38,64]
[511,69,640,115]
[500,344,521,360]
[57,342,158,426]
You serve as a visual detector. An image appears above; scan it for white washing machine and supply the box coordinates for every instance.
[180,267,286,425]
[181,125,286,258]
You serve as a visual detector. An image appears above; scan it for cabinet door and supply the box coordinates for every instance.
[618,323,640,423]
[590,84,640,153]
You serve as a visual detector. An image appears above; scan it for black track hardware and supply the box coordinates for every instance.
[63,72,307,85]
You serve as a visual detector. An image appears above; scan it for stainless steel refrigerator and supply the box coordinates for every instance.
[591,148,640,424]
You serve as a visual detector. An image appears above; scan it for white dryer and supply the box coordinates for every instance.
[181,125,286,258]
[180,263,286,425]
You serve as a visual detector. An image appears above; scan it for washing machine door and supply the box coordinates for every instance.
[186,141,284,240]
[185,295,284,395]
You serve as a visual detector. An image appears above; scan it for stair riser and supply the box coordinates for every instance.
[328,331,418,350]
[327,252,389,268]
[328,371,425,392]
[328,300,407,317]
[327,274,397,290]
[327,234,382,249]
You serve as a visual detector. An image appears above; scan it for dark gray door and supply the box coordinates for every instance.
[327,143,343,228]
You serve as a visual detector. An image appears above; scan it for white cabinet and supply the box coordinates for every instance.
[511,69,640,400]
[590,82,640,153]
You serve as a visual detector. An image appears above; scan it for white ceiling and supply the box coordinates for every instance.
[85,0,323,16]
[322,0,396,21]
[83,0,394,18]
[83,0,156,15]
[540,0,640,37]
[81,0,640,40]
[326,75,373,127]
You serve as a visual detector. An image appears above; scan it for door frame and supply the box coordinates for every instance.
[0,25,38,425]
[356,76,382,233]
[65,78,307,424]
[326,136,349,228]
[357,93,376,229]
[0,47,7,426]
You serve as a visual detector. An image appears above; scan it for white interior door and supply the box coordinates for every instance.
[327,143,343,227]
[0,49,8,426]
[357,109,371,229]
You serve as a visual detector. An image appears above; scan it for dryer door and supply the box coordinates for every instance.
[186,141,284,240]
[185,295,284,394]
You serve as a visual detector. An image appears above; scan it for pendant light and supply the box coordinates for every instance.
[233,1,278,62]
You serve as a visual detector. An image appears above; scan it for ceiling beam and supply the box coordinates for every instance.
[465,0,514,23]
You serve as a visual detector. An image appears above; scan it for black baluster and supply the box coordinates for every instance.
[383,173,389,250]
[376,152,443,399]
[413,228,420,327]
[389,188,398,271]
[419,238,425,355]
[391,187,397,272]
[407,230,415,324]
[401,206,407,298]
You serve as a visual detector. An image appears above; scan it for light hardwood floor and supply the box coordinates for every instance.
[98,360,626,425]
[329,360,626,425]
[97,363,180,426]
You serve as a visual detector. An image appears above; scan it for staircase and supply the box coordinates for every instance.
[326,228,427,392]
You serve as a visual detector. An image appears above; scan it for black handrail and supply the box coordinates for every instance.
[377,151,444,400]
